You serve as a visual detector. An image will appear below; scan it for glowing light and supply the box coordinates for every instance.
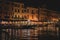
[1,21,8,24]
[52,18,59,22]
[27,20,30,22]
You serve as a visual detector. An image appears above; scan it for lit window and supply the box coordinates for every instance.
[27,15,29,19]
[15,15,17,18]
[22,9,26,13]
[24,15,26,19]
[18,15,20,18]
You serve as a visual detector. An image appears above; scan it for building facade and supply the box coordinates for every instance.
[0,1,38,21]
[0,0,60,22]
[0,0,59,40]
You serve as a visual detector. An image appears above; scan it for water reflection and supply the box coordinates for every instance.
[0,21,59,40]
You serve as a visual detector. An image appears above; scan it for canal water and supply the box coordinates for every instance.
[0,24,59,40]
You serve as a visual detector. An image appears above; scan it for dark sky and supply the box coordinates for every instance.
[4,0,60,11]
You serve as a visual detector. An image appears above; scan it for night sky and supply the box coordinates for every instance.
[3,0,60,11]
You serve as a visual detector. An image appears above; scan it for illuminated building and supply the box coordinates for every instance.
[0,1,38,21]
[0,0,59,40]
[0,1,60,22]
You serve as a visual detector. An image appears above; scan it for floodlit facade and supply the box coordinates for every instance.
[0,0,59,40]
[0,1,60,22]
[0,1,38,21]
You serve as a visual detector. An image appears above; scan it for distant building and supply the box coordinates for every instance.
[0,0,59,40]
[0,0,60,22]
[0,1,38,21]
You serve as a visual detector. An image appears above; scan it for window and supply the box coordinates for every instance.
[22,9,26,13]
[24,15,27,19]
[18,9,20,13]
[23,15,29,19]
[27,9,29,13]
[18,15,20,19]
[14,15,17,19]
[15,9,17,12]
[32,10,34,14]
[24,9,26,12]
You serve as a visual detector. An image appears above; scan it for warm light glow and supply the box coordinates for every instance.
[1,21,8,24]
[52,18,59,22]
